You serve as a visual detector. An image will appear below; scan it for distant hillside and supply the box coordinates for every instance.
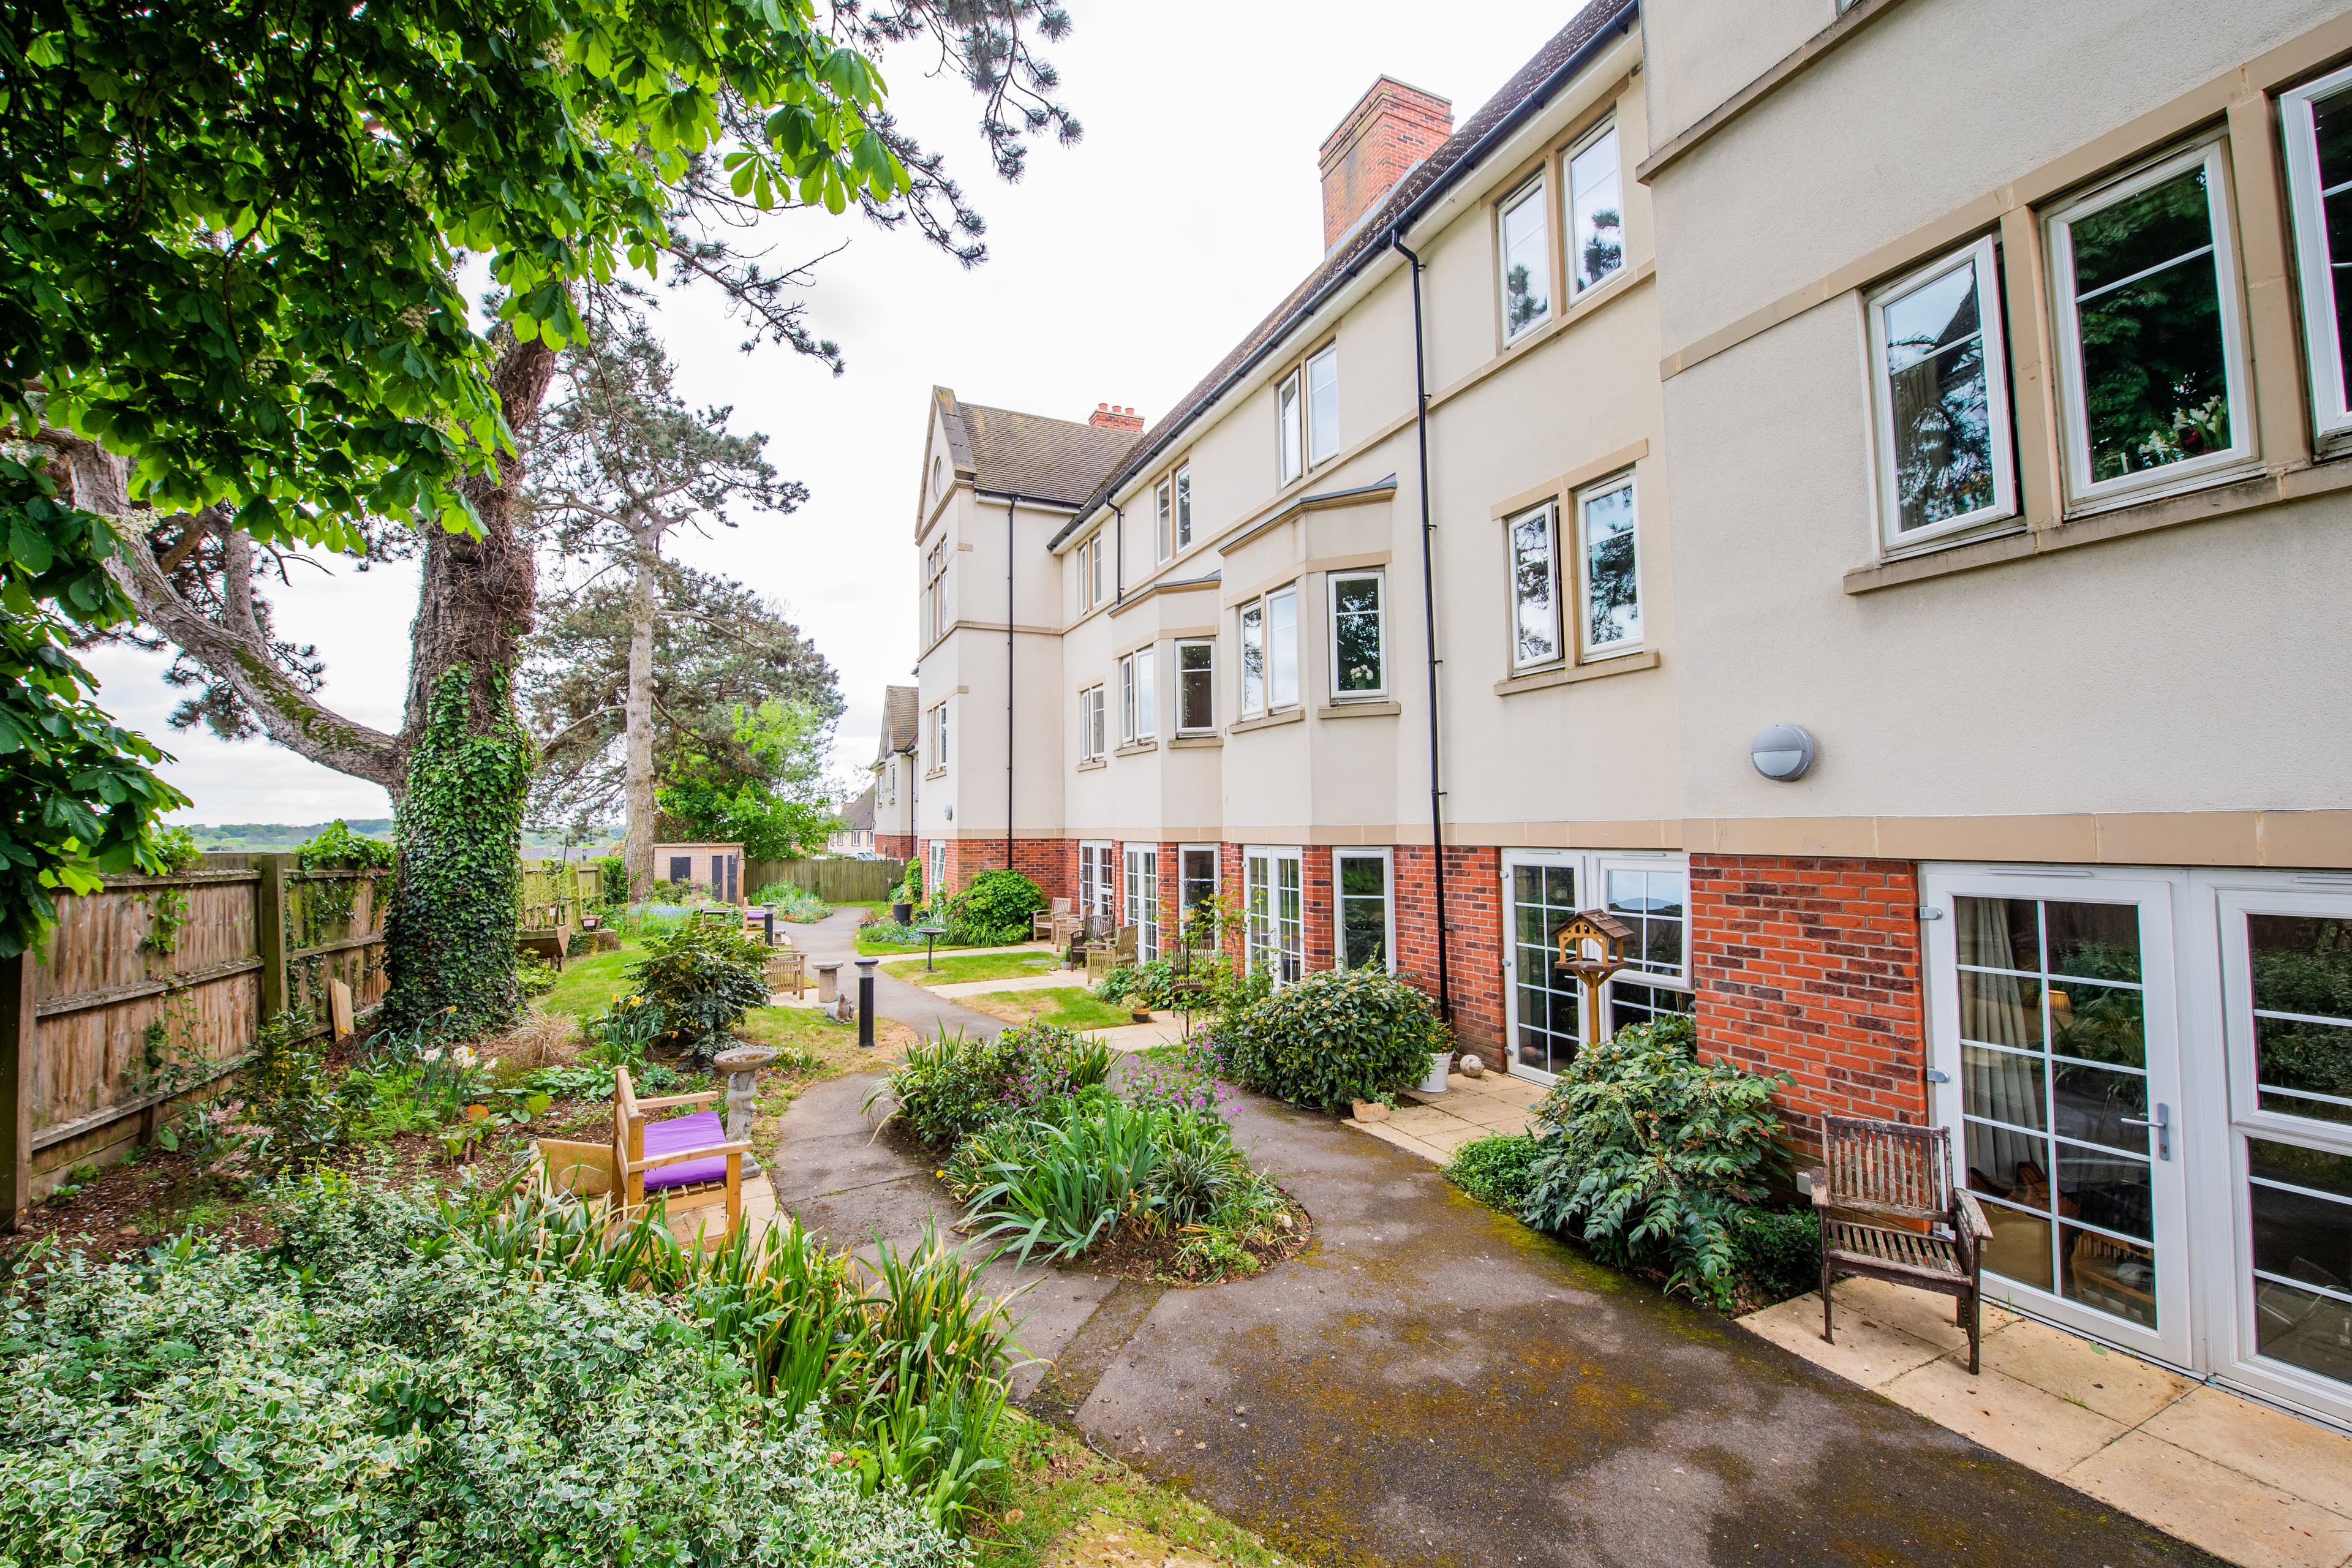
[184,821,609,854]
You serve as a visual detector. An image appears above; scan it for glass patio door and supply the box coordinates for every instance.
[1244,846,1302,984]
[1502,851,1585,1082]
[1123,844,1159,962]
[2212,883,2352,1424]
[1923,867,2192,1367]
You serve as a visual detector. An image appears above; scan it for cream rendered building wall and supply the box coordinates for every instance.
[1644,0,2352,848]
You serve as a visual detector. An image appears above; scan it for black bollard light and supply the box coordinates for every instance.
[855,957,878,1049]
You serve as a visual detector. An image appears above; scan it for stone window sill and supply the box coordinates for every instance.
[1169,733,1223,748]
[1493,649,1660,696]
[1115,739,1159,757]
[1318,699,1401,720]
[924,768,946,780]
[1229,707,1306,736]
[1076,757,1106,772]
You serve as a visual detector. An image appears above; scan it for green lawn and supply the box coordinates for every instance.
[540,940,643,1019]
[881,950,1061,986]
[974,986,1131,1031]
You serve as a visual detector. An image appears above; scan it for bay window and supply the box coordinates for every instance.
[1329,570,1386,698]
[1866,236,2018,551]
[1119,647,1155,743]
[2282,63,2352,448]
[1567,122,1624,295]
[1507,500,1561,671]
[1238,585,1297,715]
[1575,473,1642,658]
[1177,638,1215,732]
[1500,175,1550,341]
[2047,138,2252,509]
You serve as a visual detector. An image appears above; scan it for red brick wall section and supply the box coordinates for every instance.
[876,835,914,862]
[1387,846,1504,1057]
[1302,846,1334,974]
[1690,854,1926,1153]
[1219,842,1247,968]
[916,837,1072,905]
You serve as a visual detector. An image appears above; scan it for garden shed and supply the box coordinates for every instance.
[653,842,745,905]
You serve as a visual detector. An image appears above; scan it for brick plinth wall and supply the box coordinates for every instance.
[875,834,914,862]
[1691,854,1926,1153]
[915,837,1074,907]
[1390,845,1504,1055]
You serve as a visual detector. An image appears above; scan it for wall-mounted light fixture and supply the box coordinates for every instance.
[944,804,954,821]
[1750,723,1815,782]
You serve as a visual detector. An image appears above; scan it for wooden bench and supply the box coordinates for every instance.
[1811,1115,1993,1373]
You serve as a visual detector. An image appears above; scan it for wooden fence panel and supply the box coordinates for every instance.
[744,858,904,905]
[282,868,390,1037]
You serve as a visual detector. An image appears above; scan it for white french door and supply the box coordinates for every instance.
[1123,844,1159,962]
[1079,840,1115,924]
[1922,867,2193,1369]
[1244,846,1302,984]
[1499,850,1691,1085]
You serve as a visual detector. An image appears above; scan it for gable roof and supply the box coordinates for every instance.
[933,386,1139,509]
[1055,0,1635,545]
[875,685,919,763]
[840,783,876,832]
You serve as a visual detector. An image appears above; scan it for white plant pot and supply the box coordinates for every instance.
[1419,1051,1452,1094]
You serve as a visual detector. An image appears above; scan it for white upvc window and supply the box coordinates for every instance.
[1176,637,1215,733]
[1123,842,1159,963]
[1119,647,1155,743]
[1500,174,1551,341]
[932,702,948,770]
[1079,684,1105,762]
[1245,845,1304,985]
[2282,62,2352,450]
[929,839,946,896]
[1574,472,1642,659]
[1276,370,1303,484]
[1328,569,1386,698]
[1566,121,1624,295]
[1155,477,1174,562]
[1866,236,2019,552]
[1076,533,1106,610]
[1239,601,1266,715]
[1177,844,1219,932]
[1335,846,1395,974]
[883,759,896,806]
[1306,344,1339,466]
[1078,839,1114,918]
[924,540,948,641]
[1506,500,1561,671]
[1174,463,1193,549]
[2046,138,2254,512]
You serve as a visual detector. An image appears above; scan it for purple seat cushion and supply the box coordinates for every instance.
[639,1110,729,1191]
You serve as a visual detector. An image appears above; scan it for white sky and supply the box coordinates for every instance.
[88,1,1570,827]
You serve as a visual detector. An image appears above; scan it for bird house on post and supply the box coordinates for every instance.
[1553,909,1637,1044]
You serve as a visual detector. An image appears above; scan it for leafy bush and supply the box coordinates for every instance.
[0,1178,979,1565]
[293,818,394,873]
[1095,951,1236,1012]
[1444,1133,1545,1214]
[756,881,833,922]
[1733,1208,1822,1304]
[1520,1016,1789,1308]
[627,918,772,1068]
[860,918,925,947]
[941,869,1043,946]
[1214,967,1449,1113]
[586,853,628,907]
[867,1022,1112,1148]
[514,950,558,1000]
[241,1007,344,1170]
[895,859,923,904]
[584,991,665,1069]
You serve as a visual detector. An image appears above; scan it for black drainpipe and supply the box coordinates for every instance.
[1006,492,1018,872]
[1112,502,1125,604]
[1390,234,1450,1023]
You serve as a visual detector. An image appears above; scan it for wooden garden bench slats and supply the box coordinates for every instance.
[1811,1114,1994,1373]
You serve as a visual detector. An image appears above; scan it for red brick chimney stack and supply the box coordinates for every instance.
[1318,77,1453,253]
[1088,403,1144,432]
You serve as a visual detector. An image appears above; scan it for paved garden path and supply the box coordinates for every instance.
[786,906,1007,1041]
[768,1068,2220,1568]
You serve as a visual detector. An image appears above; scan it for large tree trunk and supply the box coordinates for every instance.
[622,547,659,900]
[377,337,556,1034]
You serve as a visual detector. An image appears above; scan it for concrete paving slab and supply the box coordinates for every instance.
[2068,1431,2352,1568]
[1978,1317,2199,1427]
[1740,1291,1949,1390]
[1880,1354,2129,1476]
[2139,1387,2352,1522]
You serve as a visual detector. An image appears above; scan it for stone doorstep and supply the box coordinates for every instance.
[1740,1278,2352,1568]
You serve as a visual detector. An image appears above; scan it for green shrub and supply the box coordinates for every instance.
[1520,1016,1789,1309]
[1095,952,1237,1012]
[894,859,924,904]
[627,918,772,1068]
[514,950,558,1000]
[1733,1207,1822,1303]
[756,881,833,922]
[866,1021,1112,1148]
[0,1178,974,1564]
[941,869,1043,946]
[1214,967,1449,1113]
[584,992,664,1069]
[293,818,394,873]
[587,853,628,907]
[1444,1133,1545,1215]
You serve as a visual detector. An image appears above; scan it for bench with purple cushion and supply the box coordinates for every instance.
[639,1109,730,1191]
[614,1068,752,1242]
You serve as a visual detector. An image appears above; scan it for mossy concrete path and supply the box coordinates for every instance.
[771,1071,2220,1567]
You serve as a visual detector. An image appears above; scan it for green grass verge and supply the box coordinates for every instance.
[882,950,1062,987]
[976,986,1131,1031]
[538,940,643,1019]
[971,1411,1290,1566]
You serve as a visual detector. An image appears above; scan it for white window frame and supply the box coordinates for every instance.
[1505,499,1562,673]
[1155,477,1174,562]
[924,540,948,641]
[1079,685,1107,763]
[1245,845,1304,986]
[1175,636,1215,733]
[929,839,946,895]
[1239,601,1267,716]
[931,702,948,771]
[1334,846,1396,974]
[1174,462,1193,549]
[1573,470,1643,661]
[1265,584,1299,709]
[1305,344,1340,466]
[1276,369,1303,485]
[1078,839,1115,919]
[1566,118,1626,298]
[1499,173,1552,344]
[1123,842,1160,963]
[1177,843,1219,931]
[1119,647,1155,744]
[1865,236,2021,555]
[1327,568,1387,699]
[2281,62,2352,450]
[2046,138,2256,514]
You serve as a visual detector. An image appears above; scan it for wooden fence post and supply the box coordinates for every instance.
[256,853,292,1020]
[0,951,34,1231]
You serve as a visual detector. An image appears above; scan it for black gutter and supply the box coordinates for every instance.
[1392,235,1450,1023]
[1046,0,1637,552]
